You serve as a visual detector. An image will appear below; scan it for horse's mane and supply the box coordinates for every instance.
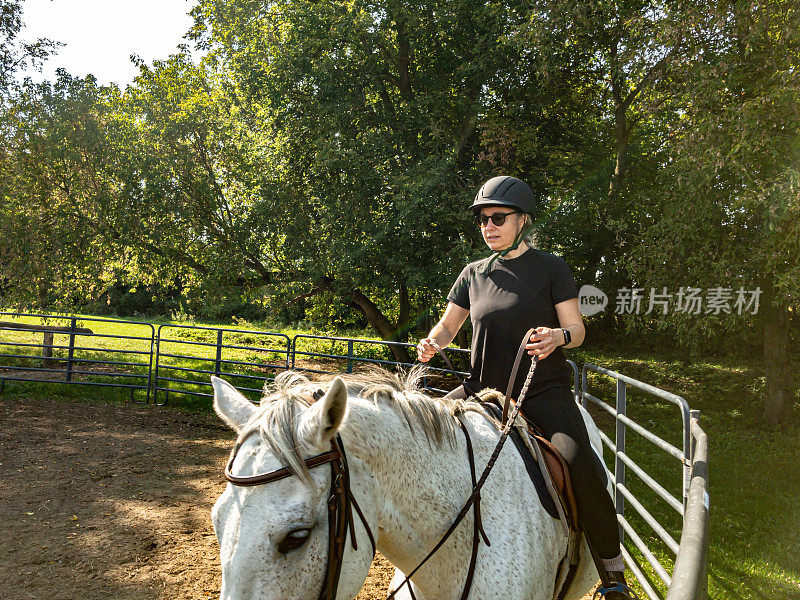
[237,366,491,482]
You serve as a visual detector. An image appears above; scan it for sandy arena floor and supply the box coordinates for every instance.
[0,394,395,600]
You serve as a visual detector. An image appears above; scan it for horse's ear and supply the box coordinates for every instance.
[297,377,348,449]
[212,376,257,433]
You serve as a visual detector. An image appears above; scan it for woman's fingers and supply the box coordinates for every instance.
[526,327,554,357]
[417,338,436,362]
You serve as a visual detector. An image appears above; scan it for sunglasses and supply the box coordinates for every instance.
[475,211,520,227]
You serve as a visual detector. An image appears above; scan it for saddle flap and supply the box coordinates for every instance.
[532,434,580,532]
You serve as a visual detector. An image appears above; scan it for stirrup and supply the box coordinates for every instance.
[592,582,640,600]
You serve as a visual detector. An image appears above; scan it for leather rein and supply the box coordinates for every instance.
[221,329,537,600]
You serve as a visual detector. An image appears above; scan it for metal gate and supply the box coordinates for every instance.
[581,363,709,600]
[0,312,154,402]
[153,323,291,405]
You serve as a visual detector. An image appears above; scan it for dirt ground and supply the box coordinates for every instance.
[0,393,395,600]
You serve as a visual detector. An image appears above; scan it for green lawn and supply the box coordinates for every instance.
[1,313,798,600]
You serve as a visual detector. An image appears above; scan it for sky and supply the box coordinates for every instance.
[18,0,197,87]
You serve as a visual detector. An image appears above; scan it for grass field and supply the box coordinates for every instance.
[1,312,798,600]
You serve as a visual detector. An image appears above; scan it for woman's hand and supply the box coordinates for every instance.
[417,337,438,363]
[526,327,563,360]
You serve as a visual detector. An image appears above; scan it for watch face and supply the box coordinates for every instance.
[562,329,571,345]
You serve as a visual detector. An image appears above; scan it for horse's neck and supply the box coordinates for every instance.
[343,397,479,567]
[342,395,568,599]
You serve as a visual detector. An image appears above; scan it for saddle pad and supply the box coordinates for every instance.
[482,402,559,520]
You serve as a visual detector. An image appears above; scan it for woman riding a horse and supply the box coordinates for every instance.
[417,175,633,600]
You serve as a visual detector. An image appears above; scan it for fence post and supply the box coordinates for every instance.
[153,326,162,405]
[581,365,588,409]
[615,377,627,542]
[215,329,224,377]
[145,325,155,404]
[65,318,77,382]
[572,362,580,403]
[42,331,55,369]
[346,340,354,374]
[687,409,700,508]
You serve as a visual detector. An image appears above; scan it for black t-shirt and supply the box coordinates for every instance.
[447,248,579,398]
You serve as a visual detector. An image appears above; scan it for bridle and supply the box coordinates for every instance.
[224,432,376,600]
[221,329,537,600]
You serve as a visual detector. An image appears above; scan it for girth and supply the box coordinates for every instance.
[224,433,376,600]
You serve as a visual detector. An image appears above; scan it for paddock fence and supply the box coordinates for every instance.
[0,312,155,402]
[153,323,292,406]
[581,363,709,600]
[0,312,708,600]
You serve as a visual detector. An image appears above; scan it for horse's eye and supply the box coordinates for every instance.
[277,528,312,554]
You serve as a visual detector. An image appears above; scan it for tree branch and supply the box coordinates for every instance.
[623,41,682,110]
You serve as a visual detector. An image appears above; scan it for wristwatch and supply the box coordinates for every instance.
[560,328,571,346]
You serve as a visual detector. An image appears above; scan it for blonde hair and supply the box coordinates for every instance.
[520,213,539,248]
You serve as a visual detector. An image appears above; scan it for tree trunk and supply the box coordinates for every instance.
[37,277,51,309]
[609,108,629,198]
[348,288,412,363]
[397,283,410,343]
[762,280,793,426]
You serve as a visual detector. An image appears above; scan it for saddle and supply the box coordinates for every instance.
[480,392,580,533]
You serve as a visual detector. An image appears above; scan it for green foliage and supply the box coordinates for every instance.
[1,0,798,413]
[188,0,523,297]
[0,73,120,307]
[624,0,800,333]
[0,0,58,95]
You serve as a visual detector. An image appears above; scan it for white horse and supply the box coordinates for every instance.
[211,367,606,600]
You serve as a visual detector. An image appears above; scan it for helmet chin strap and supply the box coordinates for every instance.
[500,221,535,256]
[483,217,535,271]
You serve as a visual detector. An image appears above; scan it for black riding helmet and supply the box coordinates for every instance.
[470,176,536,216]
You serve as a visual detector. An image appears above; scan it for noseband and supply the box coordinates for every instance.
[224,433,376,600]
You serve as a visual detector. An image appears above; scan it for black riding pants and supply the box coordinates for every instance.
[447,384,621,560]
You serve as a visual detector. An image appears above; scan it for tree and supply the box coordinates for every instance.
[187,0,532,356]
[478,0,686,301]
[0,73,117,307]
[0,0,60,304]
[0,0,57,95]
[627,0,800,424]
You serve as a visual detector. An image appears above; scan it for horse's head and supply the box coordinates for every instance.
[210,374,373,600]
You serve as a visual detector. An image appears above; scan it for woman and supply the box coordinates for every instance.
[417,176,633,599]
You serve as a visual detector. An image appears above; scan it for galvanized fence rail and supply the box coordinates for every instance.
[581,363,709,600]
[289,333,472,394]
[0,313,708,599]
[153,324,291,405]
[666,414,709,600]
[0,312,154,402]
